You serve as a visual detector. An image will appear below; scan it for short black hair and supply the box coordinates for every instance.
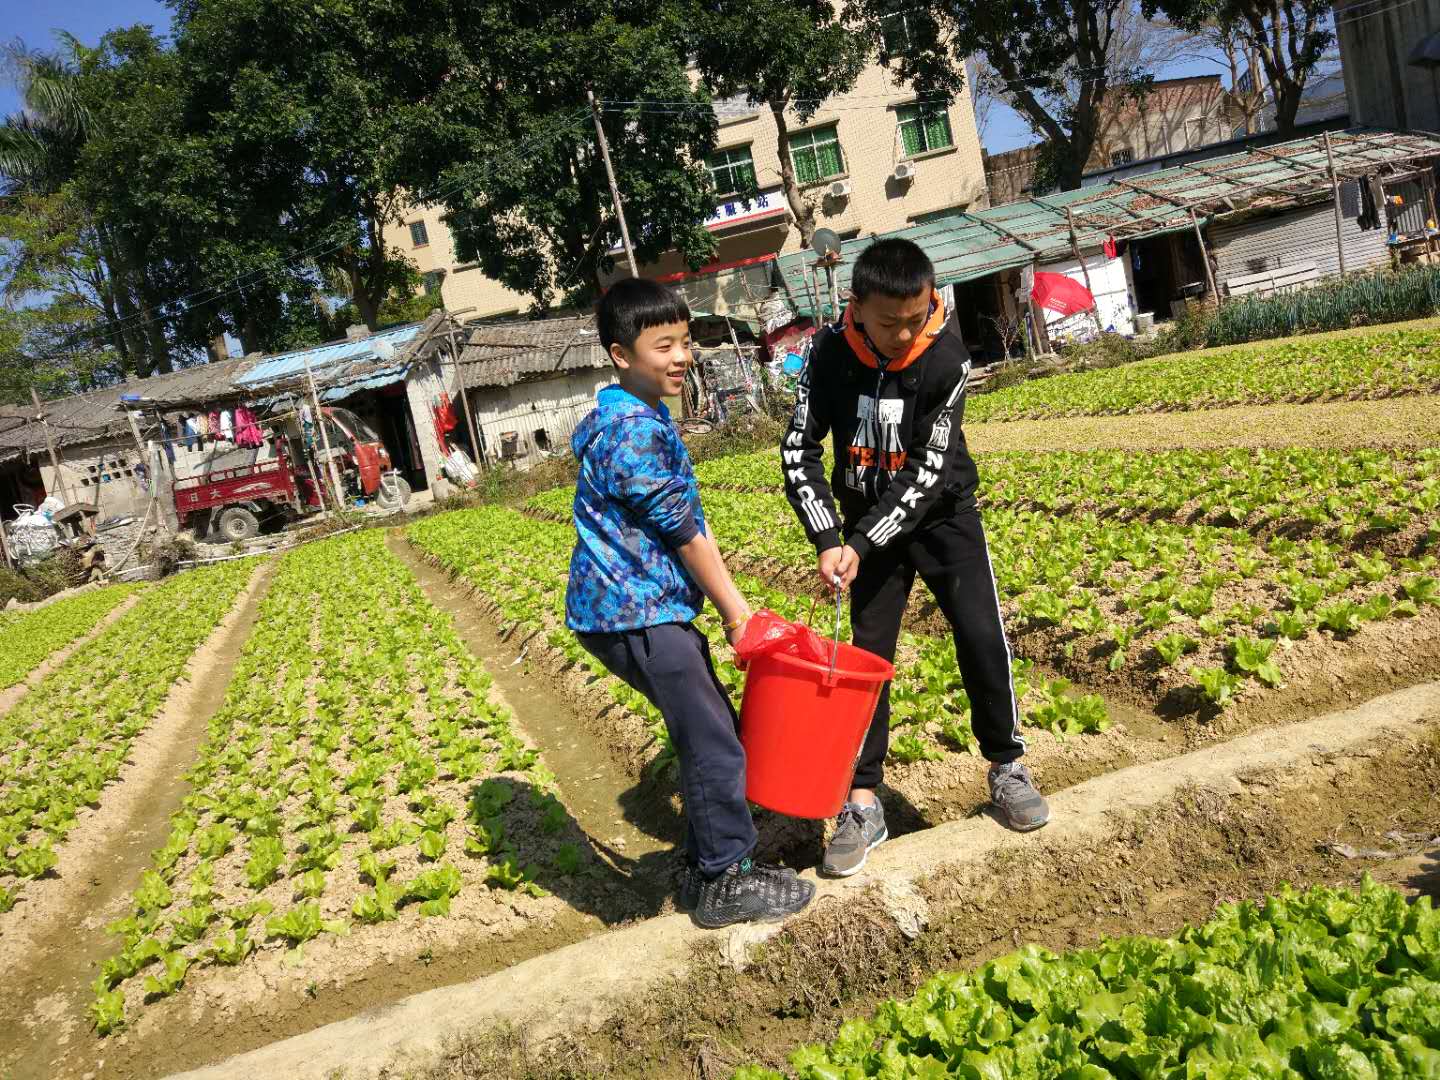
[850,237,935,301]
[596,278,691,354]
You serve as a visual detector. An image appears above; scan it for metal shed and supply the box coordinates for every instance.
[777,127,1440,324]
[457,315,614,468]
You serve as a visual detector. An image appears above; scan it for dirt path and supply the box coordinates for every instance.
[385,530,680,903]
[0,591,142,716]
[163,678,1440,1080]
[0,560,275,1080]
[967,394,1440,452]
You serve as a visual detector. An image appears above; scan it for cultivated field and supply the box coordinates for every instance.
[0,323,1436,1080]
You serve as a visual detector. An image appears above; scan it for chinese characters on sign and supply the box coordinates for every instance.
[704,188,787,231]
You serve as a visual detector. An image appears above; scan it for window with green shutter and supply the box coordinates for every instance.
[896,103,953,158]
[789,125,844,185]
[708,146,757,195]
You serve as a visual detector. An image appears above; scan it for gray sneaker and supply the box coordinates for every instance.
[988,762,1050,831]
[822,800,888,877]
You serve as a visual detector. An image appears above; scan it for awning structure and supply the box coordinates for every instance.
[778,127,1440,317]
[0,313,460,467]
[234,321,428,398]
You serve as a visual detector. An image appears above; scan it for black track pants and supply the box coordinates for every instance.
[848,504,1025,790]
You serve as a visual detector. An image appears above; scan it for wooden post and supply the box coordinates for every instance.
[30,388,75,505]
[303,353,344,511]
[150,439,179,533]
[446,328,482,465]
[1065,208,1105,335]
[1189,208,1219,304]
[587,89,638,279]
[724,315,767,414]
[1422,172,1440,263]
[1323,131,1349,277]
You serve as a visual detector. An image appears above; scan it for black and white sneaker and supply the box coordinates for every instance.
[684,857,815,929]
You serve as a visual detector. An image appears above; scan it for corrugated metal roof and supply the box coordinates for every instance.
[458,314,610,388]
[779,127,1440,317]
[0,316,451,465]
[0,356,254,464]
[234,322,423,391]
[319,364,409,402]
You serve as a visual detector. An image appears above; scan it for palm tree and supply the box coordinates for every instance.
[0,33,94,196]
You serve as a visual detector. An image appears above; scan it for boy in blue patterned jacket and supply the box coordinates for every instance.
[566,278,815,929]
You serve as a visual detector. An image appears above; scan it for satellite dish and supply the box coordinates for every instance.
[811,228,842,258]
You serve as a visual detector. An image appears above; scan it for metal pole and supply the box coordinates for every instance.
[30,388,74,505]
[587,89,638,279]
[806,262,824,323]
[446,329,482,468]
[1189,208,1219,303]
[303,352,344,510]
[1323,131,1349,277]
[824,262,840,321]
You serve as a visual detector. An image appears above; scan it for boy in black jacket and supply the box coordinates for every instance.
[782,238,1049,877]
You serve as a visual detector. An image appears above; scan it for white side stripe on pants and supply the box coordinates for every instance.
[979,519,1026,752]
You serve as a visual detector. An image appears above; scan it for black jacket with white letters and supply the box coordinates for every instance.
[781,311,980,561]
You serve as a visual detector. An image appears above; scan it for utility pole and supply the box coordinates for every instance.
[303,353,345,511]
[588,89,639,279]
[30,388,75,505]
[1323,131,1349,277]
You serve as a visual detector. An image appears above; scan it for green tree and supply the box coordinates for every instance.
[690,0,870,248]
[0,193,119,404]
[413,1,720,308]
[852,0,1158,191]
[169,0,471,332]
[1144,0,1333,134]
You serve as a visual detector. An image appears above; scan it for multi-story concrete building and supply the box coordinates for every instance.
[1334,0,1440,132]
[383,57,989,320]
[384,206,537,321]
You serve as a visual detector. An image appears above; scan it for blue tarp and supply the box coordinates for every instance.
[234,323,423,391]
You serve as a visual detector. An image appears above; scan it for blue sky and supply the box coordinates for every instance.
[0,0,1226,155]
[0,0,172,117]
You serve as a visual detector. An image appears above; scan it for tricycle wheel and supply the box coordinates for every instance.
[215,507,260,543]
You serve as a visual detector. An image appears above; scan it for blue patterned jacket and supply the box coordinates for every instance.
[565,385,708,633]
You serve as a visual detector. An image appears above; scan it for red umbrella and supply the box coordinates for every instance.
[1031,272,1095,316]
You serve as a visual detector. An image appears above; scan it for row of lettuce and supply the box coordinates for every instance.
[964,324,1440,422]
[735,877,1440,1080]
[0,562,254,917]
[406,508,1110,777]
[89,531,588,1034]
[0,582,136,689]
[658,447,1439,712]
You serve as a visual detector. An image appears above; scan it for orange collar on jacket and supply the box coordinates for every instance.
[841,290,946,371]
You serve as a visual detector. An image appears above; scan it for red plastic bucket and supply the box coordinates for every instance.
[739,642,894,819]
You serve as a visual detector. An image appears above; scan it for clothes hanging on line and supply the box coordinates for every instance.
[234,406,264,448]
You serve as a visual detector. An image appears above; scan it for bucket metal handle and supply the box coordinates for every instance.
[807,576,845,687]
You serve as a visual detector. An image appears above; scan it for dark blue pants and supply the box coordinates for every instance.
[577,622,757,877]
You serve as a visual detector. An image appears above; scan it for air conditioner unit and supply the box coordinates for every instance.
[893,161,918,182]
[828,179,852,199]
